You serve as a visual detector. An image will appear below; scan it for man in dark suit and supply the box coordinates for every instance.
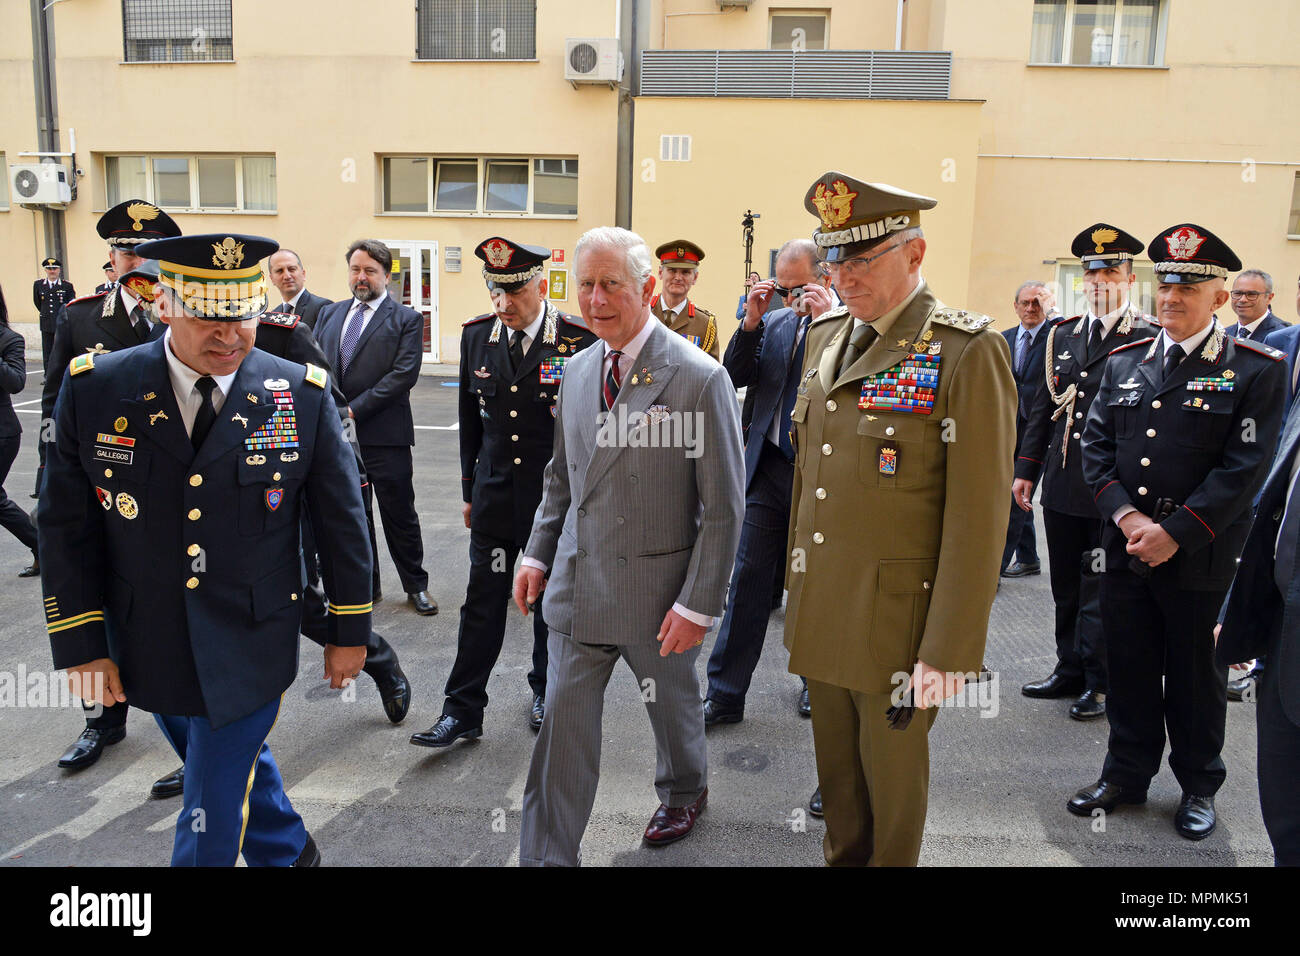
[267,249,331,331]
[315,239,437,615]
[1071,223,1285,840]
[33,257,76,373]
[1219,380,1300,864]
[705,238,833,722]
[39,201,184,785]
[1224,268,1288,341]
[1015,224,1157,721]
[411,238,597,749]
[1001,281,1053,577]
[38,233,373,866]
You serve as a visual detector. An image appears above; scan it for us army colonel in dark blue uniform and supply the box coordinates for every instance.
[38,233,373,866]
[1015,224,1157,721]
[411,238,595,749]
[39,201,183,786]
[1069,224,1286,842]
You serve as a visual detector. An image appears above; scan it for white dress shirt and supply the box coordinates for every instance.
[522,315,715,628]
[118,286,153,335]
[507,306,546,356]
[164,329,236,437]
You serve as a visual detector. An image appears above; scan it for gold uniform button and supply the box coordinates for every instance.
[188,508,201,520]
[1152,400,1162,409]
[513,457,522,465]
[509,410,518,418]
[185,577,199,590]
[510,385,518,393]
[273,472,282,481]
[1141,457,1151,467]
[1147,428,1157,437]
[885,426,896,436]
[826,400,837,412]
[291,593,298,601]
[104,468,113,478]
[812,532,825,544]
[815,487,827,500]
[1138,486,1149,496]
[922,581,932,590]
[822,443,833,456]
[187,544,200,557]
[189,474,202,487]
[511,435,519,442]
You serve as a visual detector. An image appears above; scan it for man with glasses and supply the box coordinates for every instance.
[1015,225,1156,722]
[651,240,719,360]
[1224,269,1288,342]
[1001,281,1056,578]
[784,172,1015,865]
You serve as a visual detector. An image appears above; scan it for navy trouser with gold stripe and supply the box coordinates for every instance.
[154,697,307,867]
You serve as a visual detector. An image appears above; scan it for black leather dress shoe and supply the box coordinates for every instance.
[529,694,545,731]
[293,832,321,867]
[151,766,185,799]
[1227,675,1258,702]
[58,726,126,770]
[702,698,743,726]
[1022,671,1085,699]
[1069,689,1107,721]
[1174,793,1216,840]
[374,665,412,724]
[1001,561,1041,578]
[409,714,482,748]
[18,553,39,577]
[407,591,438,615]
[372,586,383,603]
[798,686,811,718]
[1067,780,1147,816]
[809,786,823,818]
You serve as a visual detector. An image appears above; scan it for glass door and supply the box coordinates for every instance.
[382,239,440,362]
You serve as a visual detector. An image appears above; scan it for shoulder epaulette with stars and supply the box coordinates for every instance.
[69,353,95,376]
[259,311,300,329]
[304,364,328,388]
[1234,338,1285,361]
[931,307,994,333]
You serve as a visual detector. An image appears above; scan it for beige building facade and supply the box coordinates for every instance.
[3,0,1298,368]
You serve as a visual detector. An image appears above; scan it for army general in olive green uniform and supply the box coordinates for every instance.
[785,173,1017,866]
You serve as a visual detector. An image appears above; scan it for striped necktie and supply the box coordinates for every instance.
[339,301,366,375]
[603,350,623,411]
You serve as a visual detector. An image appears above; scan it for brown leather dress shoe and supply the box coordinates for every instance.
[643,788,707,846]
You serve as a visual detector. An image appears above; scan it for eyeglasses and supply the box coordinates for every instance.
[1229,291,1266,300]
[825,240,907,276]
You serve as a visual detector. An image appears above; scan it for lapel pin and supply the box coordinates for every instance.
[263,378,289,390]
[148,410,168,426]
[114,416,128,433]
[246,392,259,404]
[232,413,249,429]
[143,391,157,401]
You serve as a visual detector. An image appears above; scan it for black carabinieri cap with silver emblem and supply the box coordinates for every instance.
[1148,224,1242,285]
[97,200,182,248]
[475,237,551,293]
[1071,223,1144,271]
[803,171,937,263]
[42,257,61,268]
[135,234,279,320]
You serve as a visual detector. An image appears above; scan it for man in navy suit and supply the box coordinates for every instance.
[1218,360,1300,863]
[267,248,332,331]
[703,239,834,760]
[1001,281,1053,576]
[315,240,437,615]
[1224,269,1288,341]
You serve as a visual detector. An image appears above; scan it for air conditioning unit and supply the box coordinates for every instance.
[10,163,72,207]
[565,38,622,85]
[717,0,753,8]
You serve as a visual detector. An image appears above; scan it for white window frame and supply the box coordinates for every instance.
[103,153,275,213]
[1030,0,1169,67]
[379,155,578,219]
[768,9,830,51]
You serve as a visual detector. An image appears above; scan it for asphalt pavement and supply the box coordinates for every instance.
[0,365,1274,867]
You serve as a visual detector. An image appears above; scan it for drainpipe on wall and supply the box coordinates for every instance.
[30,0,67,268]
[615,0,643,229]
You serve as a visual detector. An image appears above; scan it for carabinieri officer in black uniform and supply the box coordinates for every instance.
[40,201,183,788]
[38,233,374,866]
[411,238,596,748]
[1070,223,1286,840]
[34,256,76,373]
[1015,224,1157,721]
[256,306,412,725]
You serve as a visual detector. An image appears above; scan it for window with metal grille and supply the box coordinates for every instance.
[660,136,692,162]
[122,0,233,62]
[416,0,537,60]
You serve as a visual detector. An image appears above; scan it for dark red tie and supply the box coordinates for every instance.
[603,350,623,411]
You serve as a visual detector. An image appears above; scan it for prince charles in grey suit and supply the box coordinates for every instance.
[513,227,744,866]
